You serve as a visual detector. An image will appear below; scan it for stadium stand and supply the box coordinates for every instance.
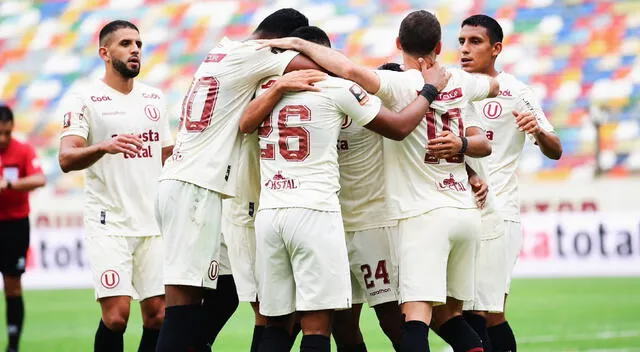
[0,0,639,194]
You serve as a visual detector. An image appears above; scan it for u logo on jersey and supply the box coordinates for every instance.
[101,270,120,289]
[144,105,160,121]
[208,260,219,281]
[483,101,502,119]
[341,115,352,129]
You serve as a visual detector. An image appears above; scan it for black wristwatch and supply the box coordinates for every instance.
[6,181,12,190]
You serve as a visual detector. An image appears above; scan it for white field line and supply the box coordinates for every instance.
[519,329,640,344]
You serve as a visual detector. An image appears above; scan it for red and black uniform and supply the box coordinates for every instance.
[0,138,42,276]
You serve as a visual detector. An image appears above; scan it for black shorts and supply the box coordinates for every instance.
[0,217,30,276]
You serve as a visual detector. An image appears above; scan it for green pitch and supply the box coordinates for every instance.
[1,278,639,351]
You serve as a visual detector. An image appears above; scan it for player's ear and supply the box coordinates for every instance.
[99,47,110,62]
[434,40,442,55]
[492,42,503,58]
[395,37,402,51]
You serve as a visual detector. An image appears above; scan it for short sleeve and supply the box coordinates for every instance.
[23,145,43,176]
[462,103,484,130]
[254,76,279,98]
[333,81,382,126]
[59,93,90,140]
[516,86,554,132]
[375,70,416,108]
[248,46,299,79]
[463,72,492,102]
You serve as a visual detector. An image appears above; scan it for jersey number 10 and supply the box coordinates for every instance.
[424,107,464,164]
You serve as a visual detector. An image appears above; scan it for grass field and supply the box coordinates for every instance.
[1,278,639,351]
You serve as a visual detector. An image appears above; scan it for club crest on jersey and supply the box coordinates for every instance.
[208,260,219,281]
[436,88,463,101]
[341,115,352,129]
[437,173,467,192]
[483,101,503,119]
[349,84,369,105]
[144,104,160,121]
[100,270,120,289]
[264,171,299,191]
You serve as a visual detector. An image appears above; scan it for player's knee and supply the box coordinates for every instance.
[3,276,23,297]
[142,308,165,329]
[486,312,506,327]
[103,312,129,332]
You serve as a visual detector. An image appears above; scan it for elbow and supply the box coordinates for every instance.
[479,142,492,157]
[548,147,562,160]
[58,155,72,173]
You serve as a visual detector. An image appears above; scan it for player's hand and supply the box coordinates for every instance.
[275,70,327,93]
[469,174,488,209]
[0,179,7,191]
[427,131,463,159]
[514,110,540,135]
[100,134,143,157]
[418,59,450,92]
[255,37,301,51]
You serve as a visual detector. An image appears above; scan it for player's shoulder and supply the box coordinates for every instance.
[497,71,528,93]
[135,81,165,100]
[255,75,280,96]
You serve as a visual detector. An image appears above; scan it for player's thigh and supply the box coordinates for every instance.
[85,234,135,299]
[463,232,509,313]
[0,218,30,277]
[255,209,295,317]
[222,221,258,302]
[447,208,481,302]
[132,236,164,300]
[285,208,351,312]
[345,231,368,306]
[397,210,452,305]
[505,220,523,293]
[347,227,398,307]
[156,180,223,289]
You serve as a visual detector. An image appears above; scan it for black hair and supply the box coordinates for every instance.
[0,105,13,123]
[462,14,504,44]
[254,8,309,39]
[377,62,403,72]
[398,10,441,57]
[289,26,331,48]
[99,20,139,46]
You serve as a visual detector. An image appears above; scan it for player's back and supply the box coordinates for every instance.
[375,67,490,218]
[258,76,380,212]
[161,38,298,197]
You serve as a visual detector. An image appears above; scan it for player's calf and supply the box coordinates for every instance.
[373,301,403,350]
[463,311,492,352]
[333,304,367,351]
[202,275,240,346]
[138,295,165,352]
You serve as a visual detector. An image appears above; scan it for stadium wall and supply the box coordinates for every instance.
[9,179,640,289]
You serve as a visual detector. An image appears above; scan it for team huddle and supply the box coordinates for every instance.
[56,7,561,352]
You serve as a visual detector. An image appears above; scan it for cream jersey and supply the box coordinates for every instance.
[160,37,298,197]
[337,117,396,232]
[256,76,381,211]
[472,72,554,222]
[375,68,490,219]
[222,131,261,227]
[59,79,172,237]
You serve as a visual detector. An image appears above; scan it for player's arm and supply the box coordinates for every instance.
[487,77,499,98]
[428,127,491,159]
[161,146,173,165]
[260,37,382,93]
[59,134,143,172]
[0,148,46,192]
[514,87,562,160]
[465,163,488,208]
[364,98,432,141]
[239,70,327,133]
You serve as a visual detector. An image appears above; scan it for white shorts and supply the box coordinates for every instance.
[85,235,163,300]
[462,232,508,312]
[398,207,480,305]
[219,231,232,277]
[222,221,258,302]
[155,179,223,289]
[255,208,351,317]
[505,220,523,293]
[346,226,399,307]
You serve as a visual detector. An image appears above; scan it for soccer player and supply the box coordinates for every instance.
[58,20,173,352]
[458,14,562,352]
[241,27,450,352]
[0,105,46,352]
[256,10,499,352]
[154,9,329,351]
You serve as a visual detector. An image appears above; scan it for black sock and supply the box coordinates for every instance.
[337,342,368,352]
[400,320,430,352]
[137,327,160,352]
[156,304,205,352]
[202,275,239,346]
[288,322,302,349]
[488,322,516,352]
[250,325,265,352]
[301,335,330,352]
[94,319,125,352]
[463,313,492,352]
[437,315,483,352]
[393,343,401,351]
[258,326,291,352]
[6,296,24,351]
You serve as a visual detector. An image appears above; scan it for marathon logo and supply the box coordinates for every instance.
[111,129,160,159]
[435,88,463,102]
[264,171,299,191]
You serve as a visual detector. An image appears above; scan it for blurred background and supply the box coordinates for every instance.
[1,0,639,351]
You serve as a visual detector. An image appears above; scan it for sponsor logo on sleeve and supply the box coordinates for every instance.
[205,53,227,63]
[349,84,369,106]
[63,112,72,128]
